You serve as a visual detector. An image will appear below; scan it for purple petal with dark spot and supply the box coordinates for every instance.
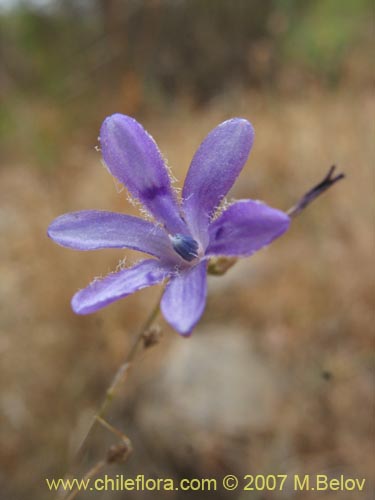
[182,118,254,246]
[161,260,207,336]
[206,199,290,257]
[100,114,187,234]
[72,259,170,315]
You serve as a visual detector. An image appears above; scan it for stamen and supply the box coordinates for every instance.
[170,234,199,262]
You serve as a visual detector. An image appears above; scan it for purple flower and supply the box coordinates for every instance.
[48,114,290,335]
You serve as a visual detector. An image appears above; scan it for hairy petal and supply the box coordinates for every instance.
[182,118,254,246]
[72,259,170,315]
[47,210,175,260]
[207,199,290,257]
[100,114,187,234]
[161,260,207,336]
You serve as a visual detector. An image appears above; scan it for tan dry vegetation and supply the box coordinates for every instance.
[0,88,373,499]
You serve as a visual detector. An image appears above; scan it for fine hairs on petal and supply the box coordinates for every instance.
[101,158,126,194]
[100,158,111,175]
[163,156,178,184]
[171,264,183,277]
[121,183,156,223]
[138,205,155,223]
[159,155,184,206]
[152,219,166,231]
[91,275,104,285]
[112,181,155,223]
[182,192,193,203]
[209,195,231,223]
[112,176,125,194]
[102,158,125,194]
[116,258,127,272]
[125,190,138,208]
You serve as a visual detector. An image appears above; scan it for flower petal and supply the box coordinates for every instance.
[100,114,186,234]
[206,199,290,257]
[48,210,174,260]
[161,260,207,336]
[72,259,170,315]
[182,118,254,245]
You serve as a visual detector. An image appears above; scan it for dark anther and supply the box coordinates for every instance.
[287,165,345,218]
[170,234,199,262]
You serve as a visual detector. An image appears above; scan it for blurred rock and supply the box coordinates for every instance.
[136,325,282,461]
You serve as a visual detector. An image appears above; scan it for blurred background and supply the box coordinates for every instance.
[0,0,373,498]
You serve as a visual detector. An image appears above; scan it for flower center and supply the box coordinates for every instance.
[169,234,199,262]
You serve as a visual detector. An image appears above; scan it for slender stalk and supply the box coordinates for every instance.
[65,460,106,500]
[74,290,162,463]
[287,165,345,218]
[64,417,132,500]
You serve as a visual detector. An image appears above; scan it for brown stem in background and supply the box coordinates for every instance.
[72,289,163,467]
[65,417,132,500]
[59,292,162,499]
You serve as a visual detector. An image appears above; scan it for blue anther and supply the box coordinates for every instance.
[170,234,199,262]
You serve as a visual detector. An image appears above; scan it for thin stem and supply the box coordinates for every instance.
[64,417,132,500]
[65,460,106,500]
[95,415,132,447]
[287,165,345,218]
[74,290,162,463]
